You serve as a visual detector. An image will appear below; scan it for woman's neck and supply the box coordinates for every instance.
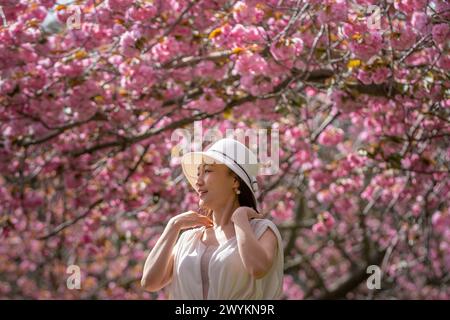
[211,198,240,228]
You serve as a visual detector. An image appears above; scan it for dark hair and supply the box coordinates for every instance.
[227,168,259,213]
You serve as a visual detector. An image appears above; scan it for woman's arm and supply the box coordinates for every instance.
[141,220,180,292]
[141,211,213,292]
[232,210,278,279]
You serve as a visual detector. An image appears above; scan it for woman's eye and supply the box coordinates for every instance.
[205,170,211,173]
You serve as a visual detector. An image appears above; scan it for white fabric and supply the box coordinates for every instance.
[200,243,218,299]
[166,219,284,300]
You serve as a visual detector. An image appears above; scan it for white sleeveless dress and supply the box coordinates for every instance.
[166,218,284,300]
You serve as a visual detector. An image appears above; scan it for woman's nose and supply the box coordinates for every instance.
[195,175,204,188]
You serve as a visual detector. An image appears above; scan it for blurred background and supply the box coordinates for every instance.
[0,0,449,299]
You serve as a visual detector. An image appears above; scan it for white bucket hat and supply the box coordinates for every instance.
[181,138,260,211]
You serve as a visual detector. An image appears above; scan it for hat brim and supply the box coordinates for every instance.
[181,151,258,209]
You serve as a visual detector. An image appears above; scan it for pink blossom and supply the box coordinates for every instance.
[401,154,419,169]
[291,37,304,55]
[23,193,44,209]
[125,64,156,91]
[318,126,345,146]
[317,0,348,23]
[349,31,383,60]
[432,211,450,233]
[245,26,268,43]
[437,55,450,70]
[322,211,336,229]
[305,86,317,97]
[357,69,372,85]
[330,89,360,113]
[283,275,304,299]
[312,221,327,234]
[346,153,365,168]
[119,30,141,58]
[126,4,157,21]
[372,67,391,84]
[270,39,297,68]
[317,190,334,203]
[54,61,84,78]
[333,197,359,217]
[185,88,225,114]
[394,0,427,13]
[232,1,265,24]
[432,24,450,45]
[411,11,430,34]
[229,24,247,44]
[151,36,182,64]
[391,27,417,51]
[107,0,134,11]
[234,52,269,76]
[434,0,450,18]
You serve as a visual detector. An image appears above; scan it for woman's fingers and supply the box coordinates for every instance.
[196,214,213,226]
[201,216,212,223]
[248,210,263,220]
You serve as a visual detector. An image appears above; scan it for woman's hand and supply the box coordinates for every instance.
[231,206,263,224]
[169,210,213,231]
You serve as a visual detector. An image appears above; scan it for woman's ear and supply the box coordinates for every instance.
[228,169,240,191]
[233,175,240,190]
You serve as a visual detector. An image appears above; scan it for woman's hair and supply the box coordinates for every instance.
[228,168,259,213]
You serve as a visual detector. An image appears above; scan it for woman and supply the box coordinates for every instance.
[141,138,284,299]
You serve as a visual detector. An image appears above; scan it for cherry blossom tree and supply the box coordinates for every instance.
[0,0,449,299]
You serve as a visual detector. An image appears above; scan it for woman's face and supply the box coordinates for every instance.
[195,161,238,210]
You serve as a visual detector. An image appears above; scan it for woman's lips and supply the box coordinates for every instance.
[199,191,208,197]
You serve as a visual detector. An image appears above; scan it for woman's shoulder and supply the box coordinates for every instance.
[250,218,282,239]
